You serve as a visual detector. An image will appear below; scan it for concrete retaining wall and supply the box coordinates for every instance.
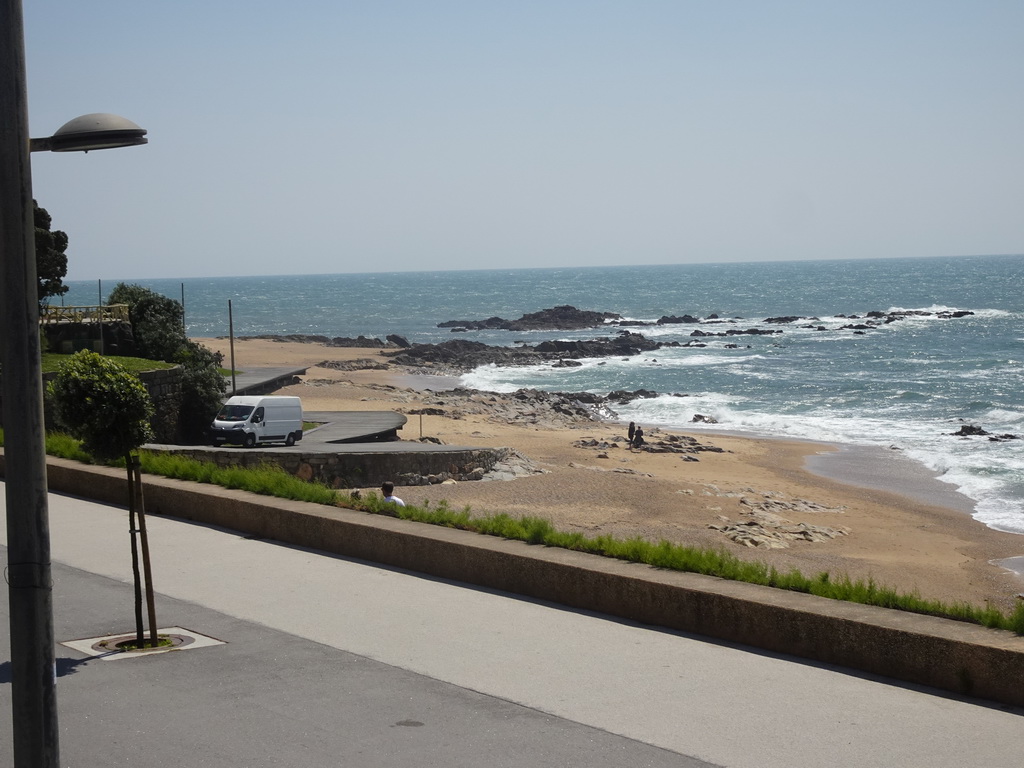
[15,454,1024,708]
[160,446,508,488]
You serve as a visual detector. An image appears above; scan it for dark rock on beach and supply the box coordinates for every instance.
[237,333,333,344]
[235,333,393,348]
[315,358,389,372]
[407,386,695,431]
[388,339,543,370]
[326,335,387,348]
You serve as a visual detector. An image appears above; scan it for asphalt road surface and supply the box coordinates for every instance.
[1,487,1022,767]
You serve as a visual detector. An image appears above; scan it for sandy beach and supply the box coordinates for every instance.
[197,337,1024,613]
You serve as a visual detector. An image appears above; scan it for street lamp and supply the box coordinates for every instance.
[30,113,148,154]
[1,2,148,766]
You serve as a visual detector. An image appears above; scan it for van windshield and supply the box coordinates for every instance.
[217,404,254,422]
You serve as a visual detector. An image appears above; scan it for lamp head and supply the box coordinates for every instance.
[32,113,148,153]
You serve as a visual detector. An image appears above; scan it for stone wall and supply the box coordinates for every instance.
[43,320,135,356]
[159,444,509,488]
[138,367,184,444]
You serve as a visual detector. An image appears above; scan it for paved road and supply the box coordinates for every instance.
[224,366,309,396]
[2,488,1023,767]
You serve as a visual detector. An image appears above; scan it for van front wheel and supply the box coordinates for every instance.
[244,434,256,448]
[285,433,296,447]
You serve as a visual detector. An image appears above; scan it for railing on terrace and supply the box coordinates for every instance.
[40,304,130,324]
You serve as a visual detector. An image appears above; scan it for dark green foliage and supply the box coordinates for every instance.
[46,351,154,461]
[35,201,69,306]
[174,341,226,443]
[106,283,226,443]
[138,452,338,505]
[108,283,186,362]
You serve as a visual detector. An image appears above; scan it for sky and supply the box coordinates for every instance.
[22,1,1024,281]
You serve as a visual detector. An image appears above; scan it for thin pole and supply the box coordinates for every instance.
[180,282,185,334]
[0,0,61,764]
[133,457,158,646]
[229,299,236,396]
[98,278,104,353]
[125,456,144,646]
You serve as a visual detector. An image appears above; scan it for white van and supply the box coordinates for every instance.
[210,395,303,448]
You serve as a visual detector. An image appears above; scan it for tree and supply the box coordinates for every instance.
[107,283,226,443]
[175,341,227,443]
[34,200,70,307]
[47,351,160,647]
[108,282,186,362]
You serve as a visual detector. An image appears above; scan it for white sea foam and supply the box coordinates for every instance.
[605,387,1024,536]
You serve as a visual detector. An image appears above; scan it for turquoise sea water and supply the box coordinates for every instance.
[64,254,1024,534]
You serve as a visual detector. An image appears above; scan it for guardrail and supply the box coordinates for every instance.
[40,304,130,324]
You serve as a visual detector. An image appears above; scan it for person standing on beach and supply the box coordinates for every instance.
[381,481,405,507]
[628,422,636,443]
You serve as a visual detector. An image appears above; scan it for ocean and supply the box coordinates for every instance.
[62,254,1024,535]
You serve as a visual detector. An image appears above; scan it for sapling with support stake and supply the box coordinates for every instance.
[47,350,159,646]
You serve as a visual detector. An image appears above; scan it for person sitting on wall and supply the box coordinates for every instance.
[381,481,405,507]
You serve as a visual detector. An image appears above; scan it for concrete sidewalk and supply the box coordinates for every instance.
[2,488,1023,767]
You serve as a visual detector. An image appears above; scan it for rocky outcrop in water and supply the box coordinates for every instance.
[438,305,621,331]
[437,305,977,338]
[388,339,544,370]
[533,332,659,357]
[656,314,702,324]
[951,424,1020,441]
[688,328,782,337]
[387,332,661,373]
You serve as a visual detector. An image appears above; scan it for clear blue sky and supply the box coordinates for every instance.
[23,1,1024,280]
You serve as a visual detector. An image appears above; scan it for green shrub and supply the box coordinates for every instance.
[46,351,154,461]
[138,452,337,505]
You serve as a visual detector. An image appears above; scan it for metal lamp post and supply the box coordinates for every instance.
[1,2,148,766]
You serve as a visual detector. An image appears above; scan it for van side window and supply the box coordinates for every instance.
[253,407,265,424]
